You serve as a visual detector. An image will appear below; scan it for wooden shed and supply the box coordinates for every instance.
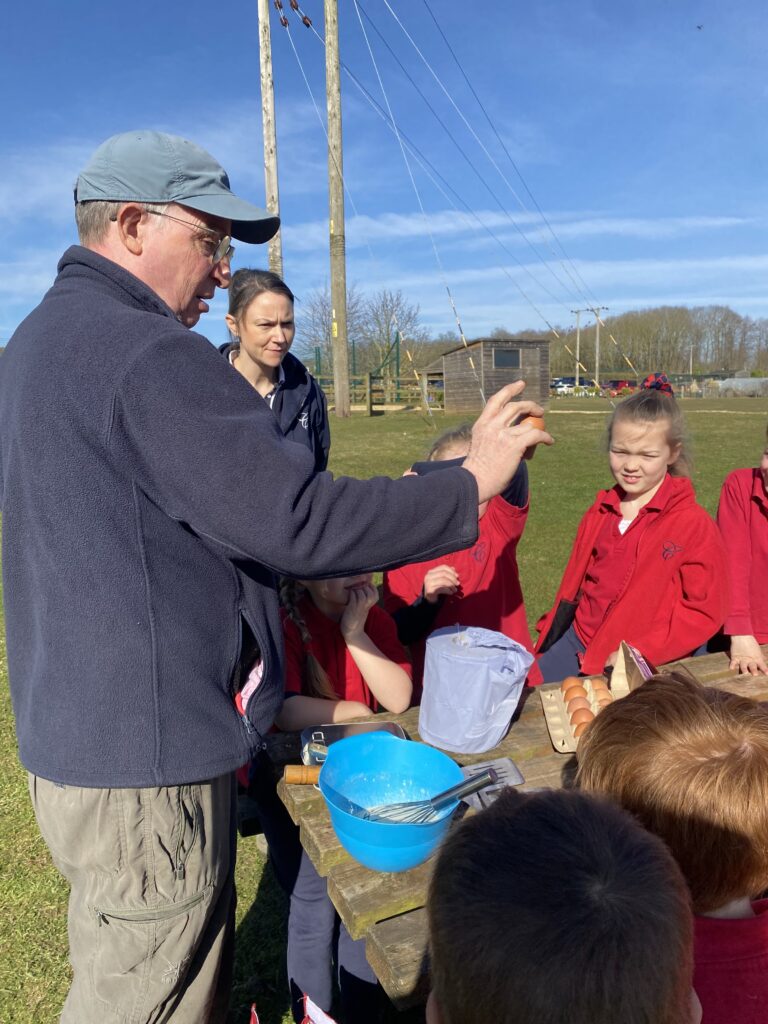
[425,337,550,413]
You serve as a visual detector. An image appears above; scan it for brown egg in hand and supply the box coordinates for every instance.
[519,415,547,461]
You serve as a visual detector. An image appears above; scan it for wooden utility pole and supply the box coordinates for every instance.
[593,306,608,389]
[325,0,351,417]
[258,0,283,277]
[571,308,591,389]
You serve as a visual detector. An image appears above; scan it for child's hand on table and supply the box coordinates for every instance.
[729,635,768,676]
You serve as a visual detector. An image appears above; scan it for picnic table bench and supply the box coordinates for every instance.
[270,649,768,1009]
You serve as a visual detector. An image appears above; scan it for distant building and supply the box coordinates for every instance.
[424,337,549,413]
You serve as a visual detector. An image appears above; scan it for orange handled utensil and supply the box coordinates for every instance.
[284,764,321,785]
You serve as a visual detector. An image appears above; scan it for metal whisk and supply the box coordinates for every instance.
[367,768,499,824]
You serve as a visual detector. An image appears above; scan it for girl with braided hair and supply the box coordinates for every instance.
[256,573,411,1023]
[276,573,411,730]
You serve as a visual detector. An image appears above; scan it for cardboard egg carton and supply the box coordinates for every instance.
[539,642,656,754]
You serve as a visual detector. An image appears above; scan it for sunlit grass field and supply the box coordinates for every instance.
[0,396,764,1023]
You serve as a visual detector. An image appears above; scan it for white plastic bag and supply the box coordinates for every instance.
[418,625,532,754]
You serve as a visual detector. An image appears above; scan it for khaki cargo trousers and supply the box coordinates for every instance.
[29,772,237,1024]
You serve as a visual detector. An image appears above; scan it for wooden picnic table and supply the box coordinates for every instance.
[271,649,768,1010]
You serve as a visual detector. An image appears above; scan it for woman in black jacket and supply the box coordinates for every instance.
[223,268,330,471]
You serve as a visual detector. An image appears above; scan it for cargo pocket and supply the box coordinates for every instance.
[90,883,214,1017]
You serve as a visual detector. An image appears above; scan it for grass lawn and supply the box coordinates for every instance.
[0,396,765,1022]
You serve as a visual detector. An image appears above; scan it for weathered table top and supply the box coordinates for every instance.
[273,650,768,1009]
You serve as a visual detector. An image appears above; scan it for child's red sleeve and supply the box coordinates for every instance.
[717,471,754,636]
[630,519,729,664]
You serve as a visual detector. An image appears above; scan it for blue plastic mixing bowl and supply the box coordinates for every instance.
[318,732,464,872]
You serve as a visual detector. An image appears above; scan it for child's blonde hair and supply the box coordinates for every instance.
[427,424,472,461]
[577,673,768,913]
[606,390,691,476]
[279,577,339,702]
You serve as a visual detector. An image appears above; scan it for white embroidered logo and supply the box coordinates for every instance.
[299,411,309,430]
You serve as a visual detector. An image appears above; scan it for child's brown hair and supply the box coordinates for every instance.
[427,787,693,1024]
[427,424,472,461]
[279,577,338,702]
[576,673,768,913]
[606,389,692,476]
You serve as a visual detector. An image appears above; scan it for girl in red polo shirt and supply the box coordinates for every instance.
[269,573,411,1023]
[716,423,768,675]
[535,388,728,682]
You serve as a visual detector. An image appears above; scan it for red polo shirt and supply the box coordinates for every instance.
[282,597,411,709]
[573,484,662,646]
[693,899,768,1024]
[383,495,540,686]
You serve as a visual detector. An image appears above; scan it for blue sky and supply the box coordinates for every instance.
[2,0,767,349]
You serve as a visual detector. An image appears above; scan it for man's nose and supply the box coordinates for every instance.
[212,260,232,289]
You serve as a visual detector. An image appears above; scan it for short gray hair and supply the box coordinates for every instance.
[75,200,168,245]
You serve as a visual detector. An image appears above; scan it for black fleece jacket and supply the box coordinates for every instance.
[0,247,478,787]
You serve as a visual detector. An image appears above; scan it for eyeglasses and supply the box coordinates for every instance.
[144,209,235,265]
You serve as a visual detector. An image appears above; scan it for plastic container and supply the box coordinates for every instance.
[419,626,531,753]
[319,732,464,872]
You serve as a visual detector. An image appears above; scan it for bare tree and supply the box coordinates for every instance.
[295,285,428,377]
[295,282,366,375]
[358,289,429,376]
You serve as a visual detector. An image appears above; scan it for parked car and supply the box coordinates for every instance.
[550,378,574,395]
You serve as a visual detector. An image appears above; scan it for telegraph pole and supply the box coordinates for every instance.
[325,0,351,417]
[592,306,609,389]
[571,308,591,388]
[258,0,282,277]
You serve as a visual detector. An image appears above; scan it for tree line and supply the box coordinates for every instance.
[295,287,768,379]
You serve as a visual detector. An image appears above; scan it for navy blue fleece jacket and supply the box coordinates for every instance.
[0,247,478,787]
[219,343,331,472]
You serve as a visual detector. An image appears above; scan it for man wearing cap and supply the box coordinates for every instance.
[0,130,548,1023]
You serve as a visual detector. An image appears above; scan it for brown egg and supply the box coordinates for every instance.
[596,697,613,709]
[559,675,582,694]
[566,696,591,714]
[573,721,591,738]
[570,707,595,727]
[519,415,545,432]
[563,684,588,702]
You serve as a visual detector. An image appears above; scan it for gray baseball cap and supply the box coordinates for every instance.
[74,130,280,244]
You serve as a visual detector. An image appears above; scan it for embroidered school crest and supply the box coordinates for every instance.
[472,541,488,563]
[662,540,683,560]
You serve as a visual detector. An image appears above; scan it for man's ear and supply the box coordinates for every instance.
[115,203,146,256]
[426,989,443,1024]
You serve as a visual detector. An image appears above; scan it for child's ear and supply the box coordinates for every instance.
[668,443,682,467]
[426,990,443,1024]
